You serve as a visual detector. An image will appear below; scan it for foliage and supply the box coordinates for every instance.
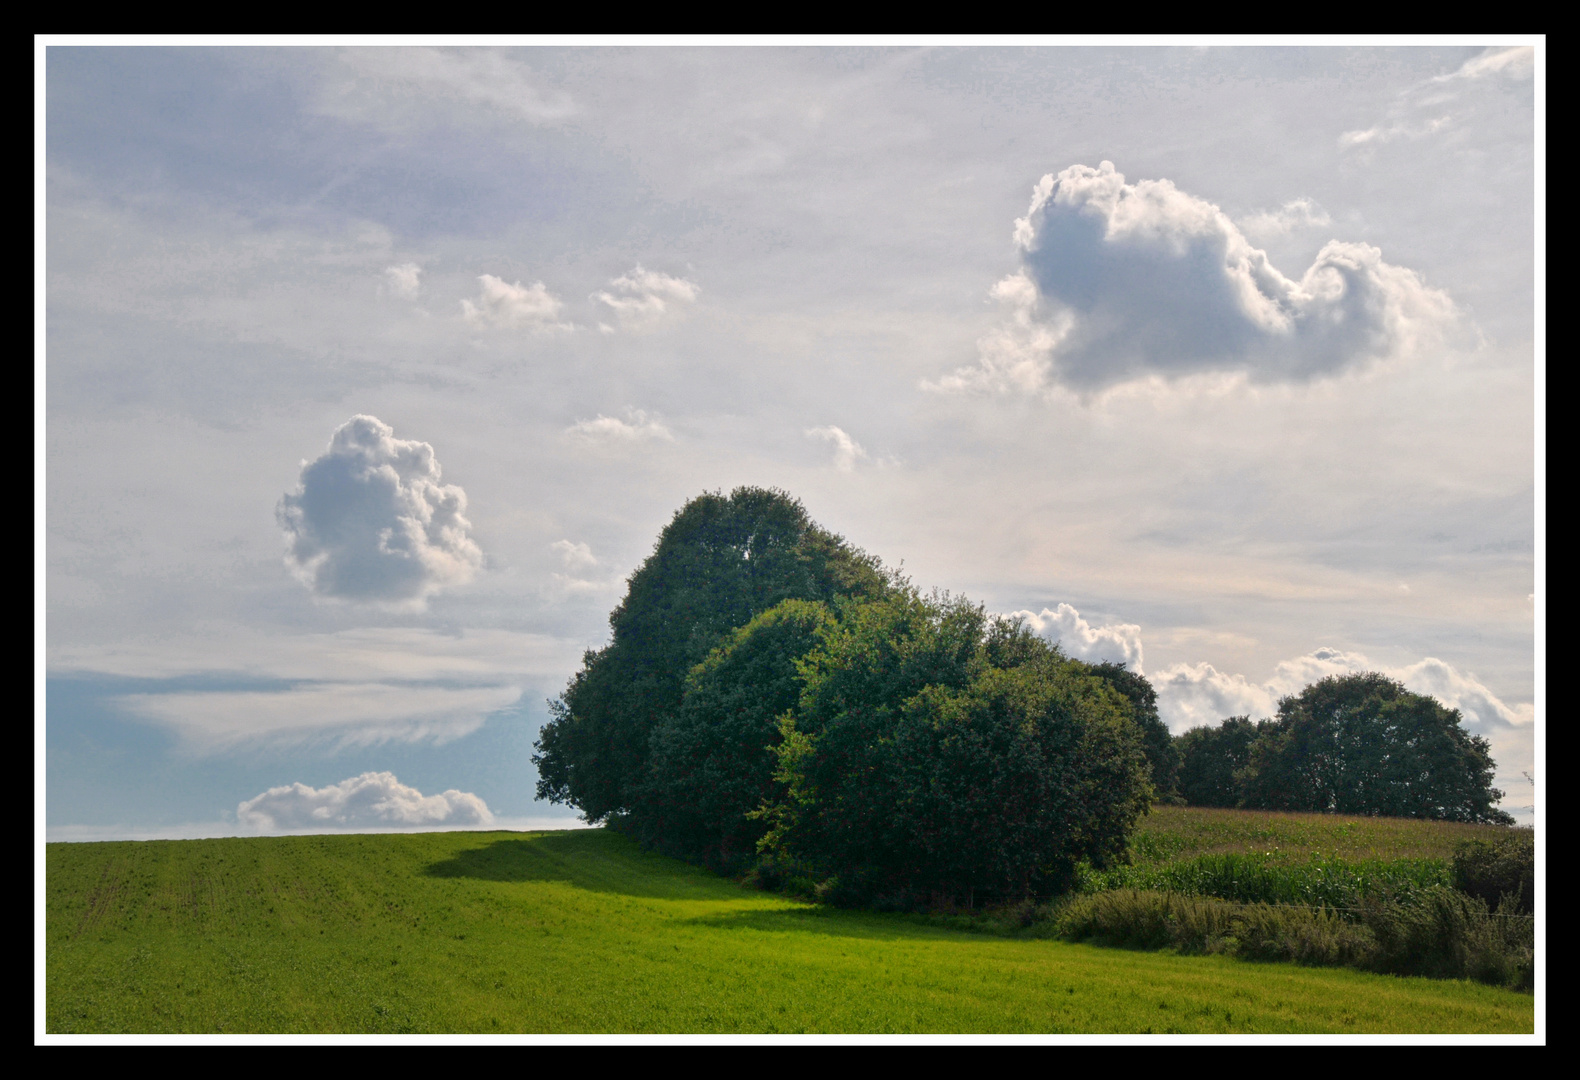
[45,830,1534,1034]
[533,487,888,822]
[1452,830,1535,914]
[761,591,1154,906]
[635,599,837,862]
[1174,717,1270,807]
[1176,674,1512,824]
[1078,661,1180,798]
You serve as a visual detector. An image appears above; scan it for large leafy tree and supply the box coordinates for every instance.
[533,487,888,823]
[1238,673,1512,823]
[763,592,1153,904]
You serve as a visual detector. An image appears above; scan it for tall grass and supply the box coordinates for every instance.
[1051,887,1533,991]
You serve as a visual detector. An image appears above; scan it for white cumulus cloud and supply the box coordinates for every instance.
[1010,603,1144,671]
[1151,662,1279,731]
[566,408,674,443]
[383,262,422,299]
[238,771,494,832]
[278,415,483,608]
[592,265,700,328]
[806,425,870,472]
[461,274,572,332]
[933,162,1456,392]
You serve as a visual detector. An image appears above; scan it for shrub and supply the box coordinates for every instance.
[1047,886,1531,990]
[1452,830,1535,914]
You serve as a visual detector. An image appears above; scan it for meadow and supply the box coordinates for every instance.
[46,825,1533,1034]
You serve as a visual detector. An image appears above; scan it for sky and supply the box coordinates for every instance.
[40,40,1542,839]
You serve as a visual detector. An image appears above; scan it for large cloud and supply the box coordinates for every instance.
[932,162,1456,392]
[238,771,494,832]
[278,415,483,607]
[1011,603,1143,670]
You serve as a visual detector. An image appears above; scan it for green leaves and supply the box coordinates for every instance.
[1175,674,1511,824]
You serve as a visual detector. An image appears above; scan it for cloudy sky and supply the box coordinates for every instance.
[41,40,1542,838]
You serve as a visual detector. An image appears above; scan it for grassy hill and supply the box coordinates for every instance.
[45,826,1534,1034]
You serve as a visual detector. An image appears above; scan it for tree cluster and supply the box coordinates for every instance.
[533,488,1157,905]
[1173,673,1512,824]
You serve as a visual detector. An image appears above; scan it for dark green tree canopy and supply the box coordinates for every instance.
[637,598,837,860]
[1077,661,1179,797]
[763,592,1154,904]
[533,487,889,823]
[1234,673,1511,823]
[1175,715,1271,807]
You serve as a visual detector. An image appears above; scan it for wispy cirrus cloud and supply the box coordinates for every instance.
[317,47,576,130]
[120,682,523,754]
[1339,46,1534,151]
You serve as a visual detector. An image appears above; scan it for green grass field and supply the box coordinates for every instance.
[46,826,1533,1034]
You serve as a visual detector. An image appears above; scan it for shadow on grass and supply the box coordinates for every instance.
[683,905,1007,944]
[422,829,754,901]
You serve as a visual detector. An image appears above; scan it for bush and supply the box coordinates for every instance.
[1452,830,1535,914]
[1360,885,1532,989]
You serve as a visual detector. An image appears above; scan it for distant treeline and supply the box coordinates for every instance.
[534,487,1513,908]
[1171,678,1511,824]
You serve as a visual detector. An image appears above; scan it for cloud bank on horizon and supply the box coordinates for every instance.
[932,161,1459,394]
[1019,603,1532,742]
[278,415,483,609]
[238,771,493,831]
